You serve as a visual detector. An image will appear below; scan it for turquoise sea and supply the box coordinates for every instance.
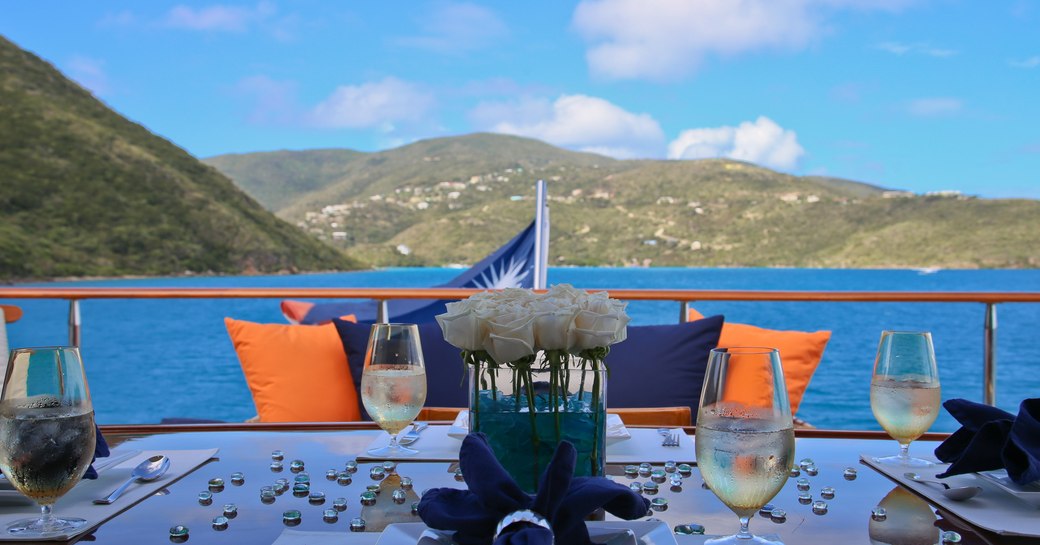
[3,267,1039,431]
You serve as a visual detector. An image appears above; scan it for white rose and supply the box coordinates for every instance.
[483,314,536,364]
[531,309,577,351]
[436,300,486,351]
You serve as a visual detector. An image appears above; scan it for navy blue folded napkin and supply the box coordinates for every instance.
[418,433,650,545]
[83,424,111,479]
[934,398,1040,485]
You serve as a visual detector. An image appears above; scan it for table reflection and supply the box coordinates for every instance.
[868,486,940,545]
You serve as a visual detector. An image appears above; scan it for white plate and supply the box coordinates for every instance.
[447,411,631,445]
[977,470,1040,508]
[377,521,677,545]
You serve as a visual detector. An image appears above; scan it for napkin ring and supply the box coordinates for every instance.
[495,509,553,541]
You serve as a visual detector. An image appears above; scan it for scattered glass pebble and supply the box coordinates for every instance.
[789,467,801,478]
[770,508,787,523]
[454,468,464,482]
[270,461,284,472]
[811,500,828,515]
[344,460,358,473]
[349,517,366,532]
[360,491,377,506]
[294,473,311,484]
[843,467,858,481]
[798,492,812,504]
[628,482,643,493]
[796,478,811,491]
[290,460,305,473]
[332,497,348,511]
[677,464,693,477]
[664,461,677,473]
[230,472,245,486]
[222,504,237,518]
[275,478,290,486]
[642,482,659,495]
[382,461,397,474]
[392,489,407,504]
[400,476,413,490]
[674,524,705,535]
[871,507,887,521]
[805,465,819,477]
[669,476,683,491]
[211,516,228,531]
[326,469,338,481]
[942,531,963,543]
[411,501,420,515]
[197,491,213,506]
[624,465,638,478]
[260,487,276,504]
[799,458,815,470]
[337,472,352,486]
[650,469,667,483]
[292,483,310,497]
[366,484,381,494]
[271,450,285,461]
[169,525,189,542]
[820,486,835,499]
[309,491,326,505]
[273,482,288,495]
[208,477,225,491]
[370,467,386,481]
[759,504,776,516]
[323,508,339,523]
[282,509,302,527]
[650,497,668,511]
[638,463,653,477]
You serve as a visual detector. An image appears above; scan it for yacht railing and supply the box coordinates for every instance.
[2,287,1038,406]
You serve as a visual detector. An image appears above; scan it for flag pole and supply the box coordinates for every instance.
[534,180,549,289]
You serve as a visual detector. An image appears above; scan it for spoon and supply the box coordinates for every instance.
[93,455,171,504]
[903,472,983,501]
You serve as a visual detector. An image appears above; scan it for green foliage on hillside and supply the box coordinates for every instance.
[211,134,1040,270]
[0,35,361,281]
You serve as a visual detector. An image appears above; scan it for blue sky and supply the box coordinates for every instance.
[2,0,1038,198]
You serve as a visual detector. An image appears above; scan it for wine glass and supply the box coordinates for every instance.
[870,331,941,467]
[0,347,97,537]
[361,324,427,457]
[695,347,794,545]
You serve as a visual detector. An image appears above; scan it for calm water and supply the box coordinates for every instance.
[4,267,1039,431]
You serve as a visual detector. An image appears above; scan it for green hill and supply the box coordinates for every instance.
[0,35,362,281]
[209,134,1040,269]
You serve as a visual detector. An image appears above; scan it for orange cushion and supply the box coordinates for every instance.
[688,309,829,415]
[225,316,361,422]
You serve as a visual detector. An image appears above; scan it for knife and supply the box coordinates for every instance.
[399,422,428,445]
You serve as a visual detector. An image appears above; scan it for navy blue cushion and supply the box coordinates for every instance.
[332,319,469,421]
[604,315,724,416]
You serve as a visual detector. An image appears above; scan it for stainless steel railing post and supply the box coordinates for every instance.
[68,299,81,347]
[377,299,389,323]
[983,303,997,405]
[679,301,689,323]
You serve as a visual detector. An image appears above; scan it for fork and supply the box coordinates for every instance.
[662,432,680,447]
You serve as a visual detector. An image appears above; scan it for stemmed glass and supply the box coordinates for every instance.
[0,347,97,537]
[695,347,794,545]
[870,331,941,467]
[361,324,427,457]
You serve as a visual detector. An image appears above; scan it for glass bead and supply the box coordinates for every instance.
[274,482,288,495]
[271,450,285,461]
[650,469,667,483]
[345,460,359,473]
[275,477,289,485]
[805,465,819,477]
[624,465,639,478]
[664,460,677,473]
[799,458,815,469]
[292,483,310,497]
[230,472,245,486]
[349,517,366,532]
[222,503,238,518]
[411,501,420,515]
[820,486,835,499]
[270,461,283,472]
[290,459,305,473]
[942,531,963,543]
[208,477,225,491]
[677,464,693,477]
[843,467,858,481]
[366,484,381,494]
[642,482,659,495]
[628,482,643,493]
[309,491,326,505]
[323,509,339,523]
[812,500,828,515]
[326,469,338,481]
[360,491,377,506]
[370,466,386,481]
[392,489,407,504]
[674,524,705,535]
[337,472,353,486]
[382,461,397,474]
[282,509,302,526]
[260,487,276,504]
[789,467,801,478]
[796,478,810,491]
[770,508,787,523]
[169,525,189,541]
[798,492,812,504]
[650,497,668,511]
[871,507,887,521]
[333,497,348,511]
[294,473,311,484]
[759,503,775,516]
[400,476,413,490]
[197,491,213,505]
[669,476,683,491]
[638,463,652,477]
[454,468,464,482]
[211,516,228,531]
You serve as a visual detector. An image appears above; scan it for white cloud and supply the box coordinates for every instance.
[396,3,508,53]
[875,41,956,57]
[572,0,915,80]
[1009,56,1040,68]
[906,97,963,117]
[66,55,111,96]
[668,116,805,171]
[470,94,665,159]
[310,78,435,129]
[164,1,275,32]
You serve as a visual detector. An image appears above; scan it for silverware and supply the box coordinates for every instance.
[399,422,428,446]
[903,472,983,501]
[662,432,680,447]
[93,455,170,505]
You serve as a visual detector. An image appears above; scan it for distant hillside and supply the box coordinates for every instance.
[209,133,1040,269]
[0,35,362,281]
